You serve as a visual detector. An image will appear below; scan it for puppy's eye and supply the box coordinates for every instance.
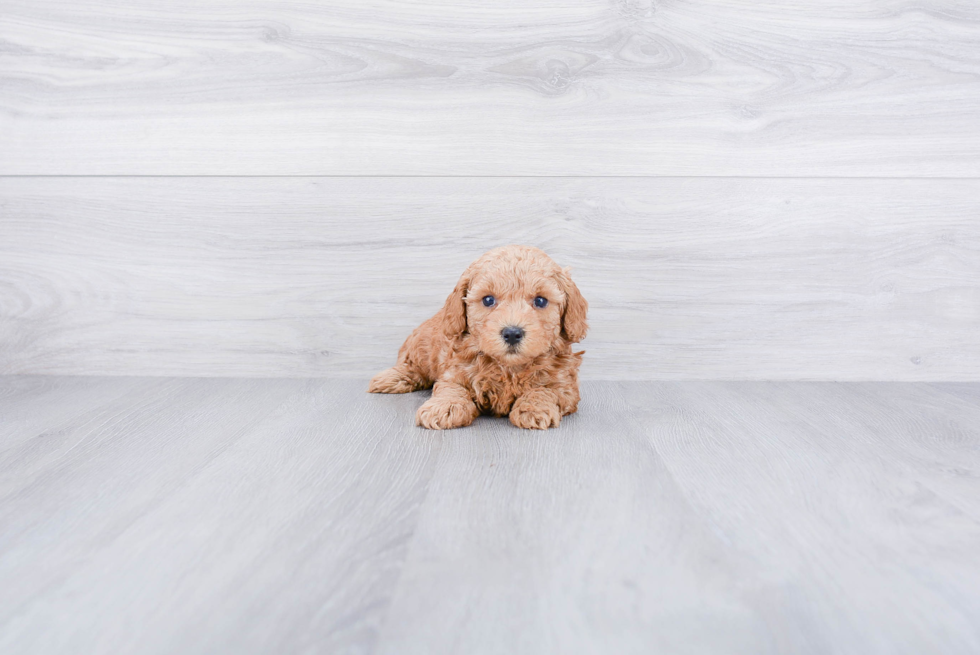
[533,296,548,309]
[482,295,496,307]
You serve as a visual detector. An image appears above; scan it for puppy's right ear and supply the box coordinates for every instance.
[441,267,472,340]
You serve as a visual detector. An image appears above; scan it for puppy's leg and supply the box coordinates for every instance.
[416,381,479,430]
[368,364,428,394]
[510,388,563,430]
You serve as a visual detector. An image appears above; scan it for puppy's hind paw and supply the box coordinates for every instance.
[368,367,421,394]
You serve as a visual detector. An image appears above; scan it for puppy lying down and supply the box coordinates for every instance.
[369,245,588,430]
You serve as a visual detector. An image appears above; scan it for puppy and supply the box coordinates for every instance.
[368,245,588,430]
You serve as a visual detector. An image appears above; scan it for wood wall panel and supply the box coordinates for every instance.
[2,177,977,379]
[1,0,979,175]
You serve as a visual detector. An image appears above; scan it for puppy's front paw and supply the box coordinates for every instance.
[416,398,478,430]
[509,397,561,430]
[368,367,419,394]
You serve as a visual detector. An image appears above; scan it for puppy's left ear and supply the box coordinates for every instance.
[557,267,588,343]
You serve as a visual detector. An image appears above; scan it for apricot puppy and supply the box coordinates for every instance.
[368,245,588,430]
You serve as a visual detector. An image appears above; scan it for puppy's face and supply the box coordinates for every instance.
[441,245,587,365]
[465,265,565,364]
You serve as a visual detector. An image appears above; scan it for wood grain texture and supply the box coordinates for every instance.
[931,381,980,407]
[2,0,980,175]
[618,380,980,653]
[376,381,773,654]
[2,176,978,380]
[2,378,979,653]
[0,376,441,654]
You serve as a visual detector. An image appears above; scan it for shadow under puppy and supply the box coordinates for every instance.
[369,245,588,430]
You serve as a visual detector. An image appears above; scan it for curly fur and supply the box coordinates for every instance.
[368,245,588,430]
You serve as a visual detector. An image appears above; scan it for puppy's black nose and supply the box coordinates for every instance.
[501,326,525,346]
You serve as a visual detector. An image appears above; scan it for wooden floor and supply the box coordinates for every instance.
[1,377,978,654]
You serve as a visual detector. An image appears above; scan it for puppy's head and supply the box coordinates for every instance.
[441,245,588,364]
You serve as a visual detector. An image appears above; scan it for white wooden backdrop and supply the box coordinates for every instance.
[3,0,980,176]
[1,0,979,379]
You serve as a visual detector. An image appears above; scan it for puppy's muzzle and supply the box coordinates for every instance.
[501,326,525,347]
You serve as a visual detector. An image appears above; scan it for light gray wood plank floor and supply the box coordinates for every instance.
[1,377,978,654]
